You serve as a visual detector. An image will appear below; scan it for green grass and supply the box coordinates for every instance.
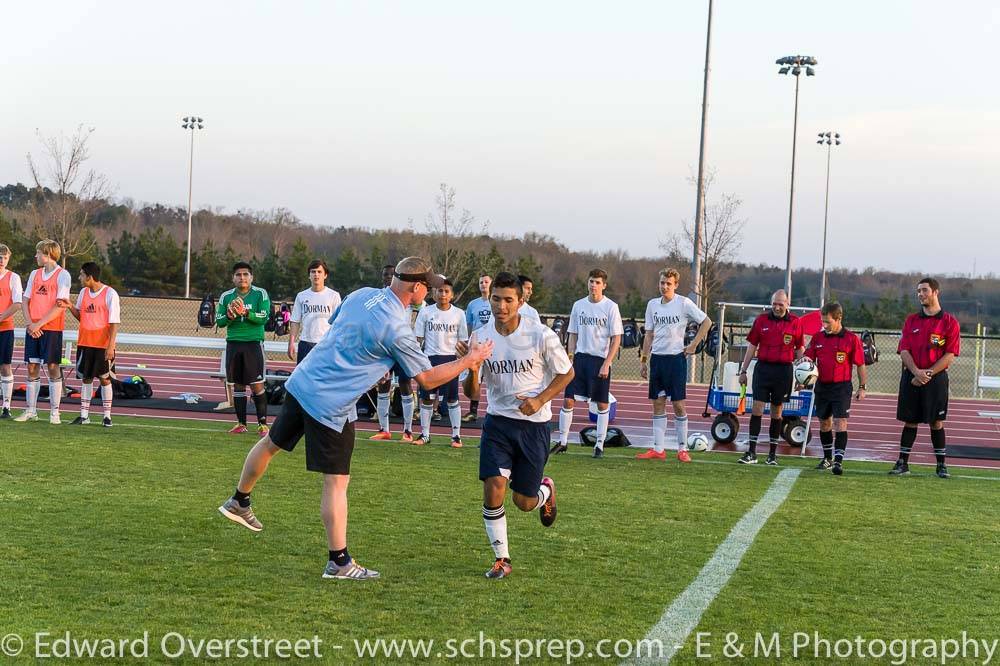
[2,415,999,665]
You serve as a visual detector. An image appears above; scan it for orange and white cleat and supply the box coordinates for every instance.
[677,449,692,463]
[401,430,414,443]
[228,424,249,435]
[369,430,392,441]
[450,436,463,448]
[635,449,666,460]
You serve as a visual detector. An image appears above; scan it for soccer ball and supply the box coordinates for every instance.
[794,358,819,387]
[687,432,709,452]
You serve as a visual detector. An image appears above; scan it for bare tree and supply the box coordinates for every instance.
[26,126,112,265]
[421,183,485,298]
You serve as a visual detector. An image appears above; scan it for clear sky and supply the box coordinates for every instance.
[4,1,998,274]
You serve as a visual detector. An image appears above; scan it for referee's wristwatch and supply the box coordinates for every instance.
[858,384,867,390]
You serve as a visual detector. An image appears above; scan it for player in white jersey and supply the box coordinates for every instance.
[551,269,624,458]
[517,274,541,322]
[637,268,712,462]
[288,259,341,365]
[462,272,573,579]
[413,278,468,447]
[0,244,24,419]
[462,272,494,422]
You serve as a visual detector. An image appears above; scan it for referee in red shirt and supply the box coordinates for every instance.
[737,290,805,465]
[891,277,960,478]
[804,302,867,475]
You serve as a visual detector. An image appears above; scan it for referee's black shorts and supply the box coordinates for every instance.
[814,380,853,419]
[896,369,949,424]
[226,341,265,385]
[269,391,355,475]
[752,361,793,405]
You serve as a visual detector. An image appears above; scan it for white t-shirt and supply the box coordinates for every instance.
[472,316,573,423]
[519,302,541,322]
[25,266,72,301]
[291,287,342,343]
[414,303,468,356]
[644,295,707,355]
[568,296,624,357]
[74,286,122,323]
[1,270,24,304]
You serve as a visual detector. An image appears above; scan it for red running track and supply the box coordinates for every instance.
[6,350,1000,470]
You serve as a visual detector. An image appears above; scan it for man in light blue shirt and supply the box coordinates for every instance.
[219,257,494,581]
[463,272,494,422]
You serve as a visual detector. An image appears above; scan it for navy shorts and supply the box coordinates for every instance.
[25,330,63,365]
[296,340,316,365]
[0,330,13,365]
[391,361,411,383]
[648,353,687,400]
[419,354,459,402]
[897,369,949,424]
[752,361,793,405]
[565,352,611,403]
[479,413,549,497]
[814,381,853,419]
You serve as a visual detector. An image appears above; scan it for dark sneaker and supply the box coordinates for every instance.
[592,446,604,459]
[461,412,477,423]
[936,464,950,479]
[549,443,568,455]
[70,416,91,426]
[832,462,844,476]
[218,497,263,532]
[102,417,113,428]
[765,455,779,466]
[888,460,910,476]
[815,458,833,470]
[0,408,11,419]
[432,412,442,422]
[485,558,512,579]
[323,559,380,580]
[738,452,757,465]
[539,477,557,527]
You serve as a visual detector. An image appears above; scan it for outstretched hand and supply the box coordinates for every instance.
[465,339,494,366]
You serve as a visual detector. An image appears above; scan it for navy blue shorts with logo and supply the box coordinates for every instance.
[296,340,317,365]
[479,413,549,497]
[25,330,63,365]
[752,361,793,405]
[814,380,853,419]
[0,330,13,364]
[648,353,688,400]
[565,352,611,403]
[419,354,459,402]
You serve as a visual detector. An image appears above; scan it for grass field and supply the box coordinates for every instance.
[3,415,1000,665]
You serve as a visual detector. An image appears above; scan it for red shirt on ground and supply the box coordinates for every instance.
[747,311,803,364]
[805,328,864,383]
[897,310,961,369]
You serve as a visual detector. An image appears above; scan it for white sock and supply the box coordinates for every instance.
[558,407,573,446]
[420,402,432,438]
[0,375,12,409]
[401,394,415,432]
[376,391,390,431]
[652,414,668,453]
[595,409,610,450]
[101,383,113,418]
[48,378,63,411]
[448,401,461,438]
[535,482,551,511]
[675,415,689,451]
[80,381,94,419]
[27,377,40,412]
[482,505,509,560]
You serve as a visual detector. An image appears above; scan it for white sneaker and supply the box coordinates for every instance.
[13,411,38,422]
[49,410,61,424]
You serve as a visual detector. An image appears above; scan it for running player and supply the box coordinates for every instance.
[890,277,960,479]
[413,278,468,447]
[463,271,573,579]
[288,259,341,365]
[216,262,271,435]
[0,244,24,419]
[551,269,624,458]
[463,272,493,422]
[14,240,71,424]
[636,269,711,462]
[370,264,418,441]
[60,262,120,427]
[517,275,541,322]
[803,302,866,475]
[218,257,493,580]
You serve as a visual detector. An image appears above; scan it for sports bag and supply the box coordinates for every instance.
[579,425,631,448]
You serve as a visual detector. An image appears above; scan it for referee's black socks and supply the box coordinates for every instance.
[820,430,834,460]
[748,415,762,454]
[834,431,848,464]
[899,426,918,463]
[931,427,947,465]
[768,418,782,457]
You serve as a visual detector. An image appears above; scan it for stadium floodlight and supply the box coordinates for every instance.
[181,115,206,300]
[817,130,842,307]
[776,54,819,302]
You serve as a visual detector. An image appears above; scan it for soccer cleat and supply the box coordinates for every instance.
[765,455,779,466]
[539,477,557,527]
[218,498,263,532]
[677,449,692,463]
[431,412,442,422]
[832,462,844,476]
[461,412,477,423]
[102,416,113,428]
[0,408,11,419]
[936,464,950,479]
[228,424,249,435]
[737,452,757,465]
[888,460,910,476]
[369,430,392,441]
[450,436,463,448]
[70,416,91,426]
[257,424,269,436]
[815,458,833,470]
[485,558,512,579]
[592,446,604,459]
[401,430,414,443]
[411,436,426,446]
[13,411,38,422]
[323,559,380,580]
[636,449,667,460]
[49,410,61,425]
[549,443,568,455]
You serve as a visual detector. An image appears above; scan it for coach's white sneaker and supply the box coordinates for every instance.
[323,559,380,580]
[49,410,61,424]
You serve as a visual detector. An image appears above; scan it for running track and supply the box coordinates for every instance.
[5,350,1000,470]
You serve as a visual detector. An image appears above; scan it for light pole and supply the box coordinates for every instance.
[816,131,841,307]
[181,115,204,299]
[776,55,817,303]
[690,0,714,310]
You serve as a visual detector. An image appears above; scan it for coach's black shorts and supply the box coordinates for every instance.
[76,345,116,380]
[419,355,459,402]
[814,380,853,419]
[565,352,611,403]
[296,340,316,365]
[752,361,794,405]
[226,341,265,385]
[479,413,549,497]
[24,330,63,365]
[648,353,687,400]
[0,330,13,365]
[269,391,355,475]
[897,369,949,424]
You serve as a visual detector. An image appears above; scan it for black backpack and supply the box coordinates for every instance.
[273,302,292,337]
[197,295,215,328]
[621,318,642,349]
[704,324,727,358]
[684,321,708,354]
[579,425,631,448]
[860,330,879,366]
[550,316,570,347]
[264,303,279,333]
[265,369,291,405]
[112,376,153,400]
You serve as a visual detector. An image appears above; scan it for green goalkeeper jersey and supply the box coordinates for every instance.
[216,286,271,342]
